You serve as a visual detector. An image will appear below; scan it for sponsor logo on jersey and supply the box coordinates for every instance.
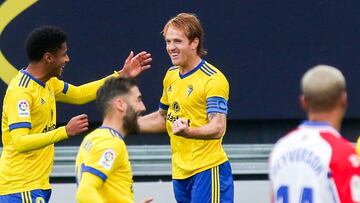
[166,112,179,123]
[18,100,30,117]
[99,149,116,170]
[42,124,56,133]
[172,101,180,113]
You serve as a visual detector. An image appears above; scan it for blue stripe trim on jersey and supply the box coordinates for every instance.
[20,76,28,87]
[301,121,331,127]
[200,67,212,76]
[62,82,69,94]
[24,76,31,87]
[81,164,107,181]
[9,122,32,131]
[18,74,26,87]
[159,102,169,110]
[206,97,228,114]
[179,59,205,79]
[20,69,45,87]
[203,63,217,74]
[21,76,30,87]
[20,76,29,87]
[99,126,124,139]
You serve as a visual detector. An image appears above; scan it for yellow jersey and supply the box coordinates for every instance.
[0,70,68,194]
[0,69,113,195]
[160,59,230,179]
[76,127,134,203]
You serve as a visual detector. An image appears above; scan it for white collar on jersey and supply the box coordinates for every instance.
[299,121,341,137]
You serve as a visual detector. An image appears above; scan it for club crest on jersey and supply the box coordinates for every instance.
[18,100,30,117]
[99,149,116,170]
[168,85,172,92]
[187,85,193,96]
[41,98,46,105]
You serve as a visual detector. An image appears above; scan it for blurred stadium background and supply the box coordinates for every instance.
[1,0,360,202]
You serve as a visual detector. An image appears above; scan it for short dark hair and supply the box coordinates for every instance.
[96,77,138,117]
[25,25,67,62]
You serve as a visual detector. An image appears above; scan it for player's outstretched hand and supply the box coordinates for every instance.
[65,114,89,137]
[120,51,152,78]
[172,118,190,137]
[141,197,154,203]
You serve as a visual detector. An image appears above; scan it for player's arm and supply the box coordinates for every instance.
[172,112,226,140]
[138,108,167,133]
[76,172,104,203]
[173,72,229,140]
[11,114,88,153]
[57,51,152,105]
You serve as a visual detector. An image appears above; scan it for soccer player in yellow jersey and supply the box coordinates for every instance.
[76,77,153,203]
[0,26,151,203]
[138,13,234,202]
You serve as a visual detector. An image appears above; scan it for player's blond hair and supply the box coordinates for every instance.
[162,13,207,57]
[301,65,346,111]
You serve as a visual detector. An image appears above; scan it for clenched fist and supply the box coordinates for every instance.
[65,114,89,136]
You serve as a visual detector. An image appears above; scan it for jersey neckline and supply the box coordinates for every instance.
[20,68,46,88]
[99,126,124,140]
[299,120,340,137]
[179,59,205,79]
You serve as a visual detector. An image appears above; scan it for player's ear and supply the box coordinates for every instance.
[114,97,125,113]
[43,52,53,63]
[340,92,348,109]
[300,95,308,111]
[191,37,199,50]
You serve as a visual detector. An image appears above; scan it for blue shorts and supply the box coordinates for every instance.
[173,161,234,203]
[0,189,51,203]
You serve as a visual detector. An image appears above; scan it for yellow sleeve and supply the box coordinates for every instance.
[205,73,229,100]
[76,172,104,203]
[10,127,68,153]
[159,71,170,110]
[55,72,118,105]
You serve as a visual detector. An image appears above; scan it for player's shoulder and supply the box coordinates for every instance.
[8,70,31,89]
[164,66,179,77]
[6,73,34,100]
[94,128,125,143]
[47,77,63,85]
[319,130,355,155]
[199,61,228,83]
[47,77,66,90]
[271,128,302,154]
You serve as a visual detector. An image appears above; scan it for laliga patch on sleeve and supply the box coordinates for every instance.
[351,175,360,201]
[18,100,30,118]
[98,149,116,170]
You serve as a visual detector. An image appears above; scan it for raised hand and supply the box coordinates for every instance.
[119,51,152,78]
[65,114,89,136]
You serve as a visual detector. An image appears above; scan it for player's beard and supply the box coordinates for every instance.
[123,105,140,135]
